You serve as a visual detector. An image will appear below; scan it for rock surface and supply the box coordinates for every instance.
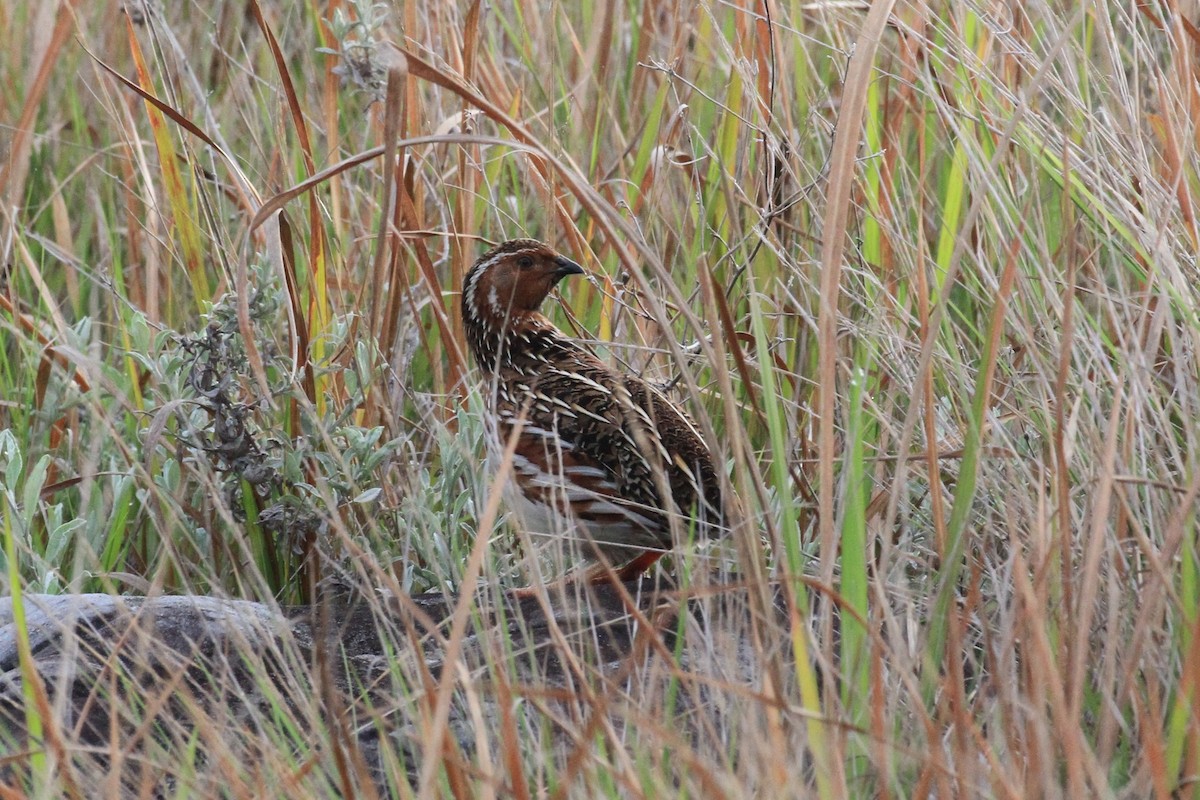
[0,579,740,795]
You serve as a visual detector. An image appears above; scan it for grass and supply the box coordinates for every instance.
[1,0,1199,796]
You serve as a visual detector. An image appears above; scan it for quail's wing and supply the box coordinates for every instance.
[497,355,666,529]
[623,377,723,524]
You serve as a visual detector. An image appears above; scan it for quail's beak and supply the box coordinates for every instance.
[553,256,585,279]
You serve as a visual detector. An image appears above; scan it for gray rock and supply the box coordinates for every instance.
[0,579,758,796]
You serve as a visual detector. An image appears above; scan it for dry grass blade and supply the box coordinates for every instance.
[2,5,72,210]
[817,0,898,580]
[2,1,1198,796]
[83,41,260,212]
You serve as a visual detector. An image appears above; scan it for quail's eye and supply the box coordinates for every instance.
[517,256,534,269]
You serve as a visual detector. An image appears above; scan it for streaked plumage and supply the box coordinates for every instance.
[461,238,723,579]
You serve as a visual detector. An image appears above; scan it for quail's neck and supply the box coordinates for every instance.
[466,311,563,375]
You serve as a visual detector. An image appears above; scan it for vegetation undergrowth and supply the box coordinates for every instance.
[0,0,1197,796]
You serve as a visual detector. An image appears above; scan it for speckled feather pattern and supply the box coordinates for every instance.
[461,239,723,565]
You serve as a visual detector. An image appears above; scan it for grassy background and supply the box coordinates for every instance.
[2,0,1198,796]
